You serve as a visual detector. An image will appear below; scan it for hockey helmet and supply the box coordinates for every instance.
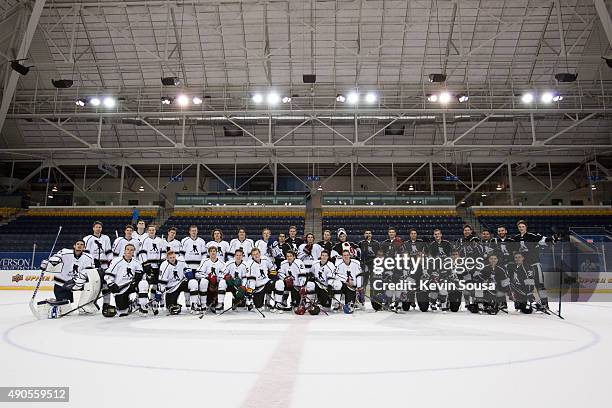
[294,305,306,315]
[308,304,321,315]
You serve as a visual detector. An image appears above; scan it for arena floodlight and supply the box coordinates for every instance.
[457,94,469,103]
[347,92,359,104]
[47,195,54,199]
[591,184,597,190]
[161,97,173,105]
[138,186,144,192]
[408,185,414,191]
[552,94,564,102]
[521,92,534,104]
[282,96,292,103]
[496,185,503,191]
[481,193,487,197]
[317,186,323,191]
[439,92,452,104]
[192,96,203,105]
[252,93,263,104]
[75,98,87,107]
[427,94,438,102]
[267,92,280,105]
[103,96,116,108]
[336,94,346,103]
[365,92,377,104]
[89,97,101,107]
[51,186,58,192]
[176,94,190,107]
[540,92,554,104]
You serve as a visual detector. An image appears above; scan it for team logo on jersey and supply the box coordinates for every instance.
[173,269,180,280]
[72,264,80,276]
[126,267,133,278]
[192,245,199,254]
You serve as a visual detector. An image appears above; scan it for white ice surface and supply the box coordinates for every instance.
[1,291,610,408]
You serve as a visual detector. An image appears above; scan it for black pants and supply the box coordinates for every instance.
[165,281,189,307]
[54,284,74,303]
[314,283,331,307]
[143,264,159,285]
[343,283,356,305]
[115,286,136,311]
[253,281,275,309]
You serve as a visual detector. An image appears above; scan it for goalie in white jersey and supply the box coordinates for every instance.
[228,228,254,262]
[112,224,140,258]
[104,244,147,317]
[207,229,230,261]
[278,250,306,307]
[244,248,284,310]
[189,246,226,313]
[41,239,96,303]
[157,250,189,315]
[330,250,364,312]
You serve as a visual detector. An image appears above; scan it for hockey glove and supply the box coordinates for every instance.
[40,259,49,271]
[108,282,120,293]
[154,292,162,302]
[184,269,195,280]
[63,279,76,291]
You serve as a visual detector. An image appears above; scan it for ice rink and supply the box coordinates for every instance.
[1,291,610,408]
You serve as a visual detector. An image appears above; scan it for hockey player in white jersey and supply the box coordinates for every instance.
[180,225,207,308]
[104,243,147,317]
[330,250,363,313]
[138,225,166,313]
[254,228,275,259]
[134,219,148,242]
[112,224,140,258]
[157,250,189,315]
[207,229,230,261]
[83,221,113,270]
[244,248,283,311]
[190,246,226,313]
[164,227,182,254]
[221,248,249,310]
[227,228,255,262]
[309,250,335,308]
[41,239,96,303]
[297,233,323,273]
[278,250,306,307]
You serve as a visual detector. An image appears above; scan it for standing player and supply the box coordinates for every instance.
[193,246,226,313]
[255,228,275,259]
[164,227,182,254]
[180,225,207,308]
[317,230,334,253]
[104,243,147,316]
[112,224,141,258]
[286,225,304,251]
[207,228,230,262]
[41,239,95,303]
[297,233,323,273]
[494,225,515,267]
[134,219,148,242]
[83,221,113,314]
[512,220,556,310]
[479,228,497,259]
[138,224,166,313]
[227,228,254,262]
[426,228,453,311]
[278,250,306,307]
[332,228,360,261]
[157,250,189,315]
[271,232,288,269]
[358,229,380,292]
[329,250,363,313]
[380,227,406,257]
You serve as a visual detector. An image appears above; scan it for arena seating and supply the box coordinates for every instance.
[161,208,305,238]
[474,208,612,236]
[0,208,18,222]
[0,208,156,252]
[322,208,465,242]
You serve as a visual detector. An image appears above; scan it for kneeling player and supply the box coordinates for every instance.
[329,250,363,313]
[309,250,335,308]
[472,253,510,313]
[223,249,249,310]
[245,248,283,310]
[158,250,189,315]
[507,252,537,314]
[104,244,148,316]
[278,250,306,307]
[190,246,226,313]
[42,239,95,303]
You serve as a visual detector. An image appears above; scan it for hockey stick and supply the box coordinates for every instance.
[29,226,63,319]
[59,282,131,317]
[362,291,399,314]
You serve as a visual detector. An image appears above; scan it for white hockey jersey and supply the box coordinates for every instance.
[112,236,141,258]
[245,258,272,292]
[297,243,323,271]
[206,240,230,261]
[49,249,95,289]
[180,236,207,269]
[134,230,148,242]
[138,236,166,268]
[254,239,274,258]
[83,234,112,270]
[278,259,307,286]
[225,260,249,283]
[158,259,188,294]
[164,239,182,255]
[332,259,363,288]
[227,238,255,261]
[196,257,226,280]
[310,260,335,287]
[104,256,143,294]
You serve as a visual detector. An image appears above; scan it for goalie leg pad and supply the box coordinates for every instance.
[37,299,70,319]
[198,279,209,308]
[76,268,102,315]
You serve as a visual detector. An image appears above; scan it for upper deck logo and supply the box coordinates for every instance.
[12,273,24,283]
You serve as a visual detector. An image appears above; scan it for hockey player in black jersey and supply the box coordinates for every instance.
[380,227,406,257]
[512,220,556,311]
[472,252,510,314]
[424,229,453,311]
[317,229,334,253]
[286,225,304,251]
[479,228,497,259]
[358,229,380,291]
[331,228,360,261]
[494,225,515,267]
[506,252,538,314]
